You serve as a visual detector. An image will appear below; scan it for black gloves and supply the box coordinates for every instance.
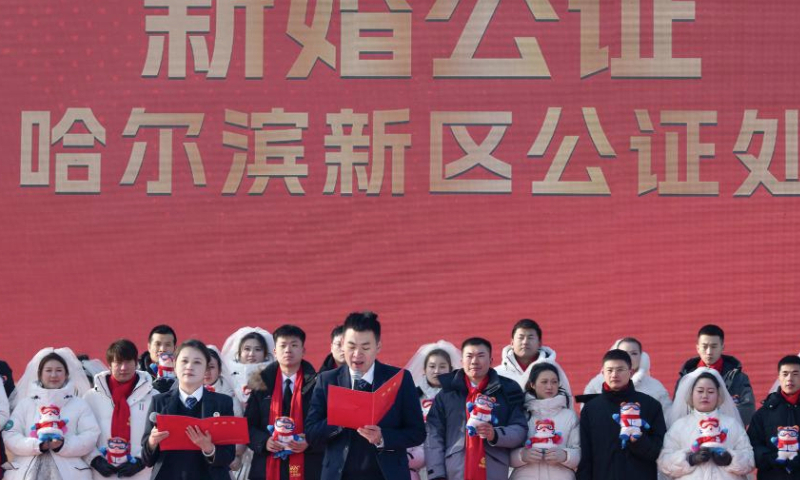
[91,456,117,477]
[116,458,146,477]
[711,449,732,466]
[687,449,711,466]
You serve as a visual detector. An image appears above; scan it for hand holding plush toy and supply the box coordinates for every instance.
[30,405,68,443]
[267,416,303,460]
[612,402,650,449]
[772,425,799,472]
[100,436,137,467]
[525,419,563,450]
[691,417,728,453]
[466,394,497,438]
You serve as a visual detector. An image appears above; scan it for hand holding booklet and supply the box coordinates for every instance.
[156,414,249,451]
[327,370,404,430]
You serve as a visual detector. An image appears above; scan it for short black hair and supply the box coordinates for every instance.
[330,325,344,341]
[618,337,642,352]
[175,339,211,365]
[148,324,177,344]
[511,319,542,341]
[778,355,800,371]
[343,311,381,342]
[106,339,139,364]
[602,349,632,369]
[274,324,307,345]
[697,324,725,343]
[461,337,492,355]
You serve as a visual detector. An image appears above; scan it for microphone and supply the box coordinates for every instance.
[352,370,362,390]
[149,412,158,427]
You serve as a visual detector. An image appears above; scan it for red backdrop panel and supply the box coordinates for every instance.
[0,0,797,401]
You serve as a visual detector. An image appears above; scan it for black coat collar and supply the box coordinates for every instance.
[258,360,317,396]
[440,368,503,397]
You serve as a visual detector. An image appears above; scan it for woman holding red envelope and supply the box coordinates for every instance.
[141,339,236,480]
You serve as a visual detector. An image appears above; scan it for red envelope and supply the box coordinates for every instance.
[156,415,249,451]
[327,370,404,430]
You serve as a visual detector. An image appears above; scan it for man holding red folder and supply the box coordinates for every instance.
[306,311,426,480]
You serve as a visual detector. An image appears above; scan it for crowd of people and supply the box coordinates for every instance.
[0,314,797,480]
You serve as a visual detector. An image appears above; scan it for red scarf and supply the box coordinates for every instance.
[108,376,136,442]
[267,370,305,480]
[698,358,724,373]
[464,374,490,480]
[781,389,800,405]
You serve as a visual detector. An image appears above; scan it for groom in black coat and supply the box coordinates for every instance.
[577,349,666,480]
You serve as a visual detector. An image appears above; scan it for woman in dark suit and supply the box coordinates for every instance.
[141,339,236,480]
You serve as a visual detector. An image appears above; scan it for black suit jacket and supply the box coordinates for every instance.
[141,388,236,480]
[305,361,426,480]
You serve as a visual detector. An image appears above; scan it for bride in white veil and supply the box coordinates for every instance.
[220,326,275,406]
[10,347,91,409]
[658,368,754,480]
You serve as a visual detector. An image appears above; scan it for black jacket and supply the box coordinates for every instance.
[746,391,800,479]
[678,355,755,425]
[141,388,236,480]
[317,354,339,375]
[244,360,323,480]
[305,361,426,480]
[138,352,175,394]
[0,360,14,397]
[576,382,666,480]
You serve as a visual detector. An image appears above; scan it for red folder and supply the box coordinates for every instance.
[156,415,250,451]
[327,370,404,430]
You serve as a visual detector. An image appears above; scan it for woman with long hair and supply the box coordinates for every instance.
[403,341,461,480]
[510,363,580,480]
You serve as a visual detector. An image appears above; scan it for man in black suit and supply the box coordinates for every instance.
[306,311,426,480]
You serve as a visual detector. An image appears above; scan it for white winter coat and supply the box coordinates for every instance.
[583,351,672,416]
[2,380,100,480]
[496,345,572,395]
[82,371,156,480]
[509,393,580,480]
[657,410,754,480]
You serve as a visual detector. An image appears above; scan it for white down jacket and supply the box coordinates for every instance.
[509,393,580,480]
[82,371,156,480]
[657,410,754,480]
[2,380,100,480]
